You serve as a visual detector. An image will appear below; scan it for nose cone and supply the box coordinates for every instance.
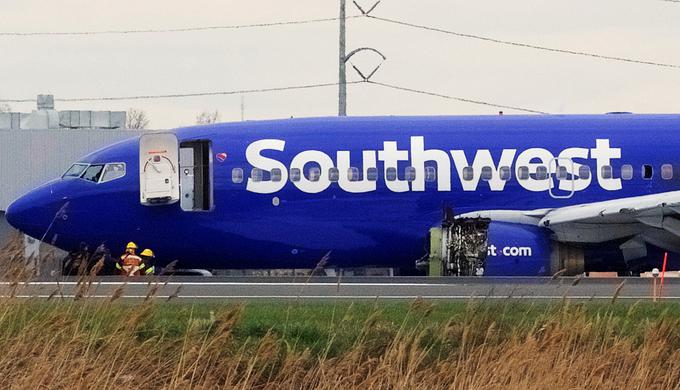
[5,183,60,239]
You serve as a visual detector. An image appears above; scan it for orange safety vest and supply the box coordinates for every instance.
[120,254,143,276]
[121,254,142,267]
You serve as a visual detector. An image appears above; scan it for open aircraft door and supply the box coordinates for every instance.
[139,133,180,205]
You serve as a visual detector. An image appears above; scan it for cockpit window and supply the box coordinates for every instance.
[63,163,89,178]
[81,164,105,182]
[100,163,126,183]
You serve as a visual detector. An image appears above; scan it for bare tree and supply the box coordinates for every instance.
[126,108,150,129]
[0,103,11,113]
[196,110,220,125]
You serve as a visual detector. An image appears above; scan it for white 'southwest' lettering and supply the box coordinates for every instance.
[378,141,409,193]
[450,149,517,191]
[590,139,622,191]
[243,137,625,194]
[411,136,451,192]
[246,139,287,194]
[290,150,334,194]
[337,150,377,193]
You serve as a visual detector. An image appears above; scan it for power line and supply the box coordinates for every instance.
[0,80,544,115]
[368,15,680,70]
[0,82,363,103]
[0,16,360,36]
[367,80,549,114]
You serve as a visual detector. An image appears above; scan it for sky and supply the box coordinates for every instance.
[0,0,679,128]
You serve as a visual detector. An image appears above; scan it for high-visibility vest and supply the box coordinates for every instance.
[121,254,142,267]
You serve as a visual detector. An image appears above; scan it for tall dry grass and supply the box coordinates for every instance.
[0,297,678,389]
[1,237,680,389]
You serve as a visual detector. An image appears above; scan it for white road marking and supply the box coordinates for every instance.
[0,295,670,299]
[0,281,627,287]
[0,281,488,287]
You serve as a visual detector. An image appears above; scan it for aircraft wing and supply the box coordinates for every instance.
[459,191,680,261]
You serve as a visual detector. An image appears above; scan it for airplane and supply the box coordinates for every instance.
[5,114,680,276]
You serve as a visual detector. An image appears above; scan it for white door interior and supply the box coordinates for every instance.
[139,133,180,205]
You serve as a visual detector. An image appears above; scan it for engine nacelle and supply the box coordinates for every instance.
[427,219,562,277]
[484,222,551,276]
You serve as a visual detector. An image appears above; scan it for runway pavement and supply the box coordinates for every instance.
[1,276,679,300]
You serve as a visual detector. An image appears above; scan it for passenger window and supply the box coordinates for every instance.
[662,164,673,180]
[498,167,510,181]
[309,167,321,182]
[231,168,244,184]
[556,166,568,180]
[82,164,105,182]
[405,167,416,182]
[601,165,613,180]
[251,168,263,182]
[535,166,548,180]
[329,167,340,182]
[100,163,126,183]
[621,164,633,180]
[517,166,529,180]
[462,167,474,181]
[642,165,653,180]
[425,166,437,182]
[386,167,397,181]
[63,163,89,178]
[579,165,591,180]
[271,168,282,182]
[480,166,493,181]
[348,167,360,182]
[290,168,301,182]
[367,167,378,181]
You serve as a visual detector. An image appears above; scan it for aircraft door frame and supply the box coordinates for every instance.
[548,158,575,199]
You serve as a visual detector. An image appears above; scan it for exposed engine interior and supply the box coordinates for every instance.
[440,218,490,276]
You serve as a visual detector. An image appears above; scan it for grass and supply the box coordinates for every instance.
[2,242,680,388]
[1,298,680,389]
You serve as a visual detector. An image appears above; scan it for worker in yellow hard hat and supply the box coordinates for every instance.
[117,242,142,276]
[140,248,156,276]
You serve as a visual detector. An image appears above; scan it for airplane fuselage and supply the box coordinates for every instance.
[6,115,680,273]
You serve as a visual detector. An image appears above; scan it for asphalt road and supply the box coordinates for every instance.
[1,276,679,301]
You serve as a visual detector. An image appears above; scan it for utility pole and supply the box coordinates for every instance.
[338,0,347,116]
[338,0,385,116]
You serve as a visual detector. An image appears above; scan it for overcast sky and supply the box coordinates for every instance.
[0,0,679,128]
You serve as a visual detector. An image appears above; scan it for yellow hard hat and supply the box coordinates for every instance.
[126,242,138,250]
[140,249,155,257]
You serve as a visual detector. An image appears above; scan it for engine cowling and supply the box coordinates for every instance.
[484,222,552,276]
[427,219,559,277]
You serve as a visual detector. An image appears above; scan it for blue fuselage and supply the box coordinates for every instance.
[6,115,680,271]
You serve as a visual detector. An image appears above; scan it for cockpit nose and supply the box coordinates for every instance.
[5,183,62,240]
